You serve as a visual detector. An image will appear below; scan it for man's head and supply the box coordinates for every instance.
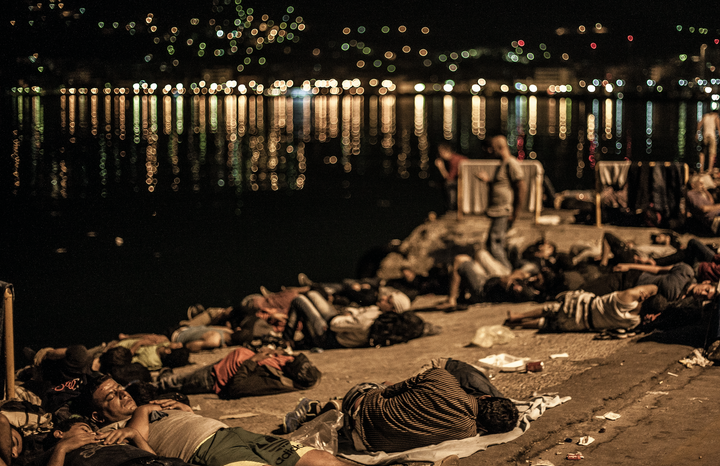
[10,426,22,459]
[484,135,511,159]
[688,281,717,300]
[82,375,137,425]
[377,291,412,313]
[159,344,190,368]
[475,396,519,434]
[53,416,95,439]
[438,143,454,161]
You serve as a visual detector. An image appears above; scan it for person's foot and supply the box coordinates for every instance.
[282,398,320,434]
[298,273,313,286]
[187,304,205,320]
[423,323,442,336]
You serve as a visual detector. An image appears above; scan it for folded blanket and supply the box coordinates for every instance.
[339,394,571,465]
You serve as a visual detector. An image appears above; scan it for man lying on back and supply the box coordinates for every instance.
[81,375,351,466]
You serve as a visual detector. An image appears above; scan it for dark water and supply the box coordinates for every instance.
[1,91,713,354]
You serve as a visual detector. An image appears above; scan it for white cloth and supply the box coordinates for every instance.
[339,395,571,465]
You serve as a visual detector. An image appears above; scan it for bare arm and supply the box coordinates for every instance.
[96,427,155,454]
[435,158,449,179]
[47,433,102,466]
[613,263,673,274]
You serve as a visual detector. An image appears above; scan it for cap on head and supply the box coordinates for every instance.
[389,291,411,313]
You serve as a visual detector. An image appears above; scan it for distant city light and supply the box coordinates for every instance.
[414,83,425,92]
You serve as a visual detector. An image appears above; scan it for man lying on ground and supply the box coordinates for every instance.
[17,416,195,466]
[154,346,321,398]
[283,358,518,452]
[504,284,658,331]
[81,375,352,466]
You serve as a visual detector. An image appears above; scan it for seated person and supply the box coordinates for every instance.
[282,290,412,349]
[17,416,195,466]
[504,284,658,332]
[154,346,321,399]
[340,364,518,452]
[81,375,350,466]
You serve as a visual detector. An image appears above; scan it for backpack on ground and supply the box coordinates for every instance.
[368,311,425,348]
[0,400,53,435]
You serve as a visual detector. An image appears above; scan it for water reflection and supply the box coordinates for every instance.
[5,93,714,199]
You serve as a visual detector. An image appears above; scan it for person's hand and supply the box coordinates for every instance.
[148,399,194,413]
[96,427,141,445]
[33,347,55,366]
[56,431,100,453]
[434,158,444,169]
[475,170,490,182]
[613,264,632,272]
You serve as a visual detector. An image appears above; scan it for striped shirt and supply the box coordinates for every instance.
[357,367,479,452]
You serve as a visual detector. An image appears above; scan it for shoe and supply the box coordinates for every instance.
[187,304,205,320]
[707,340,720,362]
[298,273,313,286]
[282,398,320,434]
[433,455,460,466]
[423,323,442,336]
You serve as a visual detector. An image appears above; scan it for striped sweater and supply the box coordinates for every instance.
[357,367,479,452]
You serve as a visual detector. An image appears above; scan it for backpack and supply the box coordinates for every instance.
[368,311,425,348]
[0,400,53,435]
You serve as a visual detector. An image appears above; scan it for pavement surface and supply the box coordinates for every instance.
[176,210,720,465]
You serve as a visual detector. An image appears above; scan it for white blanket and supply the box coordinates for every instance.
[339,394,571,465]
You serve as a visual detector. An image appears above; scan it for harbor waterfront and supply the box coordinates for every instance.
[1,91,716,352]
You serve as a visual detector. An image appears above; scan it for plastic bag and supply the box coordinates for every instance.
[477,353,530,372]
[471,325,515,348]
[289,409,344,455]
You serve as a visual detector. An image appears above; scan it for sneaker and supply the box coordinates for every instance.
[707,340,720,362]
[260,286,271,298]
[423,323,442,336]
[298,273,313,286]
[282,398,320,434]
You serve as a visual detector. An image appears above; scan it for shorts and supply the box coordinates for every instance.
[190,427,314,466]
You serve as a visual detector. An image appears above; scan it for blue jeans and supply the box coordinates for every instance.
[487,216,512,270]
[457,260,488,299]
[157,365,215,394]
[655,239,716,267]
[284,291,339,348]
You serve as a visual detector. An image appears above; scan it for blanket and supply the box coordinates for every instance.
[338,394,571,465]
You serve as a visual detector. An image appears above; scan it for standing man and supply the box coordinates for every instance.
[435,143,468,211]
[477,135,526,270]
[697,111,720,173]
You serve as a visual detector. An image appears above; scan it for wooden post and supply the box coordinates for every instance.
[4,288,14,400]
[535,170,542,224]
[457,163,464,220]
